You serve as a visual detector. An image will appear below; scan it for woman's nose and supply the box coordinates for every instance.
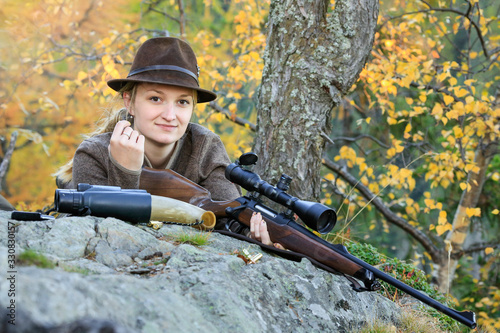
[161,104,176,121]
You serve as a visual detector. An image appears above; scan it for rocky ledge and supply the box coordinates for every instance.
[0,211,400,332]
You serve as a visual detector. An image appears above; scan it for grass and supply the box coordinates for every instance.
[165,230,212,246]
[357,306,447,333]
[17,249,92,275]
[17,249,55,269]
[60,266,91,275]
[345,241,467,332]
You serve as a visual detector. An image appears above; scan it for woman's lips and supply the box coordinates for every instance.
[156,124,177,131]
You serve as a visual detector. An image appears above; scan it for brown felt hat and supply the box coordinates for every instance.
[107,37,217,103]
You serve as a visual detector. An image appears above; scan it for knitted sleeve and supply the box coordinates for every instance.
[72,134,141,189]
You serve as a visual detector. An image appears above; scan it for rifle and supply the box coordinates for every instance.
[139,152,477,329]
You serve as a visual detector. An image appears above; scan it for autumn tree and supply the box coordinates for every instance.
[0,0,138,207]
[2,0,499,328]
[321,0,499,328]
[253,0,380,202]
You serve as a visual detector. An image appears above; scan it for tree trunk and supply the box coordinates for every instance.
[253,0,379,201]
[437,140,498,292]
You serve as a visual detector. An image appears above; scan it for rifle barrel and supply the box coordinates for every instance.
[286,218,477,328]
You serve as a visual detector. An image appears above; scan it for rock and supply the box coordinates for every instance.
[0,211,401,332]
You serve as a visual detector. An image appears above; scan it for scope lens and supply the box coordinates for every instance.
[316,210,336,234]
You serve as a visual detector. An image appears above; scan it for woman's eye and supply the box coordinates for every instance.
[150,96,161,102]
[179,99,191,106]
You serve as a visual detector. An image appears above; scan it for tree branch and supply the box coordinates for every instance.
[451,241,500,260]
[420,0,490,58]
[208,102,257,131]
[331,134,390,149]
[380,0,491,59]
[322,156,443,262]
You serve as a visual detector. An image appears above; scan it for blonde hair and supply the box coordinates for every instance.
[54,83,197,184]
[54,82,138,183]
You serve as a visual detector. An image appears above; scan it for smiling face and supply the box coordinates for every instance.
[124,83,195,149]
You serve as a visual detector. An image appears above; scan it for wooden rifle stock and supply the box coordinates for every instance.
[140,167,377,289]
[140,167,239,216]
[139,167,476,329]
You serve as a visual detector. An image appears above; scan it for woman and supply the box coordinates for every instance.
[56,37,274,243]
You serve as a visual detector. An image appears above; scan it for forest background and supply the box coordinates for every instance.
[1,0,499,330]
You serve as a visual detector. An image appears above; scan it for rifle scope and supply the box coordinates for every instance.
[225,154,336,234]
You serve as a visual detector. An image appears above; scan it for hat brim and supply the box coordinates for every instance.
[107,72,217,104]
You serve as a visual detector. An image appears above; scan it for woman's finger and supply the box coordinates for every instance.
[128,129,140,143]
[250,212,257,235]
[111,120,131,141]
[259,219,272,245]
[253,213,261,240]
[274,243,285,250]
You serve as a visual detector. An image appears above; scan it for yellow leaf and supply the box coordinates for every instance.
[438,210,447,225]
[365,117,371,124]
[465,207,481,217]
[77,71,87,81]
[436,224,452,236]
[431,103,443,117]
[478,311,489,319]
[325,173,335,181]
[404,123,412,139]
[465,163,476,173]
[387,117,397,125]
[492,209,499,215]
[456,89,468,98]
[485,247,494,255]
[446,109,458,120]
[459,182,467,191]
[453,126,463,138]
[101,54,112,66]
[437,72,448,82]
[424,198,435,208]
[443,95,454,105]
[470,51,477,59]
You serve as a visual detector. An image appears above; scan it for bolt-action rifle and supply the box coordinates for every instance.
[139,152,476,329]
[55,153,476,328]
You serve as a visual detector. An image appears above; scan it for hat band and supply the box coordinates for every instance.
[128,65,198,84]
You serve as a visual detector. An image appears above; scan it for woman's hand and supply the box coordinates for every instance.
[109,120,145,171]
[250,212,285,250]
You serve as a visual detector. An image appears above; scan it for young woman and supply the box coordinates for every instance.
[56,37,275,244]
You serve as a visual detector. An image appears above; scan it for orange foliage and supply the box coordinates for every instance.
[0,0,268,209]
[1,0,138,208]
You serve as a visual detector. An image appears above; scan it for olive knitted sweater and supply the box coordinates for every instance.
[60,123,241,205]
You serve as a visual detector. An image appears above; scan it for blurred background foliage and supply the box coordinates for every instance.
[0,0,498,330]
